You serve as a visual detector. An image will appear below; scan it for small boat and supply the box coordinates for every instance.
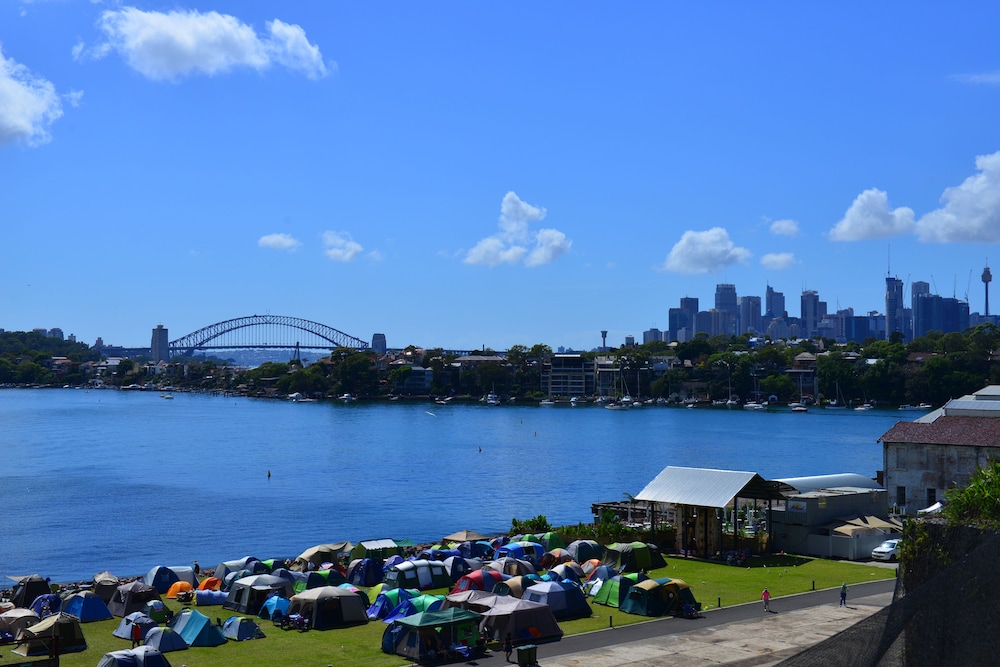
[791,405,808,413]
[539,399,555,406]
[160,393,174,400]
[339,393,355,401]
[486,391,501,406]
[744,401,765,411]
[855,403,874,411]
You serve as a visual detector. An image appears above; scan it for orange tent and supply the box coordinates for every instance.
[197,577,222,591]
[166,581,194,599]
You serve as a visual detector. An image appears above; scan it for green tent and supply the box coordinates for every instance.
[620,577,698,616]
[382,608,482,662]
[602,541,666,572]
[591,573,643,608]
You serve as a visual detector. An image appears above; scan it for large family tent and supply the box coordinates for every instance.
[9,574,51,608]
[171,609,226,647]
[383,560,451,591]
[257,596,290,621]
[479,597,563,645]
[108,581,161,618]
[12,612,87,656]
[591,573,646,609]
[296,568,347,593]
[485,557,536,577]
[533,532,565,550]
[213,556,259,582]
[144,566,197,594]
[113,613,158,641]
[0,608,39,635]
[441,556,479,582]
[223,575,293,614]
[143,627,188,653]
[441,590,498,613]
[450,569,503,595]
[346,558,384,587]
[97,645,172,667]
[351,538,403,561]
[523,581,592,620]
[566,540,604,564]
[63,591,113,622]
[290,542,352,572]
[602,542,666,573]
[494,542,543,566]
[221,616,265,641]
[287,586,368,630]
[381,608,482,663]
[619,578,698,617]
[94,571,122,603]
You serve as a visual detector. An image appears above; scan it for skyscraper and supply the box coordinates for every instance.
[151,325,169,362]
[765,284,786,321]
[715,284,738,335]
[885,276,905,340]
[739,296,762,335]
[801,290,820,339]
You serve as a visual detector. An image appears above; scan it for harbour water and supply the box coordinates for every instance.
[0,389,907,583]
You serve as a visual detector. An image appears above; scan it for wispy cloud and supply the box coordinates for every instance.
[77,7,330,81]
[258,233,301,251]
[829,188,914,241]
[0,46,65,146]
[661,227,751,274]
[464,192,571,267]
[953,71,1000,86]
[769,219,800,236]
[915,151,1000,243]
[322,231,362,262]
[761,252,796,270]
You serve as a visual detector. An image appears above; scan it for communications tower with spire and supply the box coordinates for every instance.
[984,263,992,317]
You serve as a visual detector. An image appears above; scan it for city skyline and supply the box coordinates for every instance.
[3,3,1000,351]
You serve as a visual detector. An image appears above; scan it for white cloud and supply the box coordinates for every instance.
[525,228,572,267]
[829,188,915,241]
[84,7,328,81]
[0,46,64,146]
[761,252,796,270]
[464,192,569,268]
[953,71,1000,86]
[322,231,362,262]
[662,227,751,274]
[258,233,301,251]
[915,151,1000,243]
[769,219,800,236]
[366,250,384,262]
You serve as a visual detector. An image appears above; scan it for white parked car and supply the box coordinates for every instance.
[872,539,901,561]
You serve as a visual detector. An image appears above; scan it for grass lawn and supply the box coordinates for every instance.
[49,555,894,667]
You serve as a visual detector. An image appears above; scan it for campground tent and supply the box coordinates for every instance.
[197,577,222,591]
[545,562,584,585]
[94,571,122,603]
[113,613,158,641]
[108,581,161,618]
[287,586,368,630]
[494,542,543,567]
[491,574,541,599]
[566,539,604,564]
[479,597,563,645]
[143,627,188,653]
[450,569,503,595]
[0,608,39,636]
[366,588,419,621]
[223,574,294,614]
[221,616,265,641]
[9,574,51,608]
[540,548,573,569]
[484,556,536,577]
[194,590,227,606]
[619,578,698,617]
[166,581,194,599]
[346,559,383,587]
[591,573,646,609]
[441,556,479,582]
[602,542,666,573]
[29,593,61,617]
[293,569,347,594]
[523,581,592,620]
[143,600,168,623]
[290,542,352,572]
[351,539,402,561]
[63,591,113,622]
[12,612,87,656]
[534,532,566,550]
[381,608,482,663]
[144,566,197,594]
[383,560,451,591]
[213,557,259,582]
[441,590,497,614]
[170,609,226,647]
[382,594,444,623]
[96,646,173,667]
[257,596,290,621]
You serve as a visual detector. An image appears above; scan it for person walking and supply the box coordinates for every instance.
[840,582,847,607]
[130,620,142,648]
[761,587,771,612]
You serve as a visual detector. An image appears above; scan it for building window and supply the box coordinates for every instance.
[896,486,906,507]
[926,488,936,507]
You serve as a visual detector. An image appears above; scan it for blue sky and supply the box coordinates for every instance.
[3,2,1000,352]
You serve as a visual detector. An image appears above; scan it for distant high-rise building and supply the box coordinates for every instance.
[48,328,64,340]
[642,328,663,344]
[885,276,905,340]
[739,296,762,335]
[624,335,635,347]
[801,290,820,338]
[151,325,169,362]
[715,284,738,335]
[765,284,786,320]
[913,294,970,338]
[68,333,76,343]
[371,333,387,354]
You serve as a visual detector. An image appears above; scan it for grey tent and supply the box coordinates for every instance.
[0,608,39,635]
[108,581,161,617]
[9,574,51,608]
[113,613,158,641]
[96,646,173,667]
[288,586,368,630]
[143,627,188,653]
[479,597,563,645]
[223,574,293,614]
[94,571,122,603]
[290,542,352,572]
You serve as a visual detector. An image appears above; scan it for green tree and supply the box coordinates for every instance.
[942,461,1000,528]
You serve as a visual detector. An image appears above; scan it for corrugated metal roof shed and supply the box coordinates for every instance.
[635,466,785,508]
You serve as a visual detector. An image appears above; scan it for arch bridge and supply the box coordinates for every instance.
[169,315,369,357]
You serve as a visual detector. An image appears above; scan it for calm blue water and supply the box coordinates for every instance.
[0,389,904,583]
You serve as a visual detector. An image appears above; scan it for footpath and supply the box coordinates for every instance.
[524,577,897,667]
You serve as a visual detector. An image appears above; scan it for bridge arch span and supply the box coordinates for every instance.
[168,315,369,356]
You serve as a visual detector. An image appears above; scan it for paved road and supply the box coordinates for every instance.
[525,578,898,667]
